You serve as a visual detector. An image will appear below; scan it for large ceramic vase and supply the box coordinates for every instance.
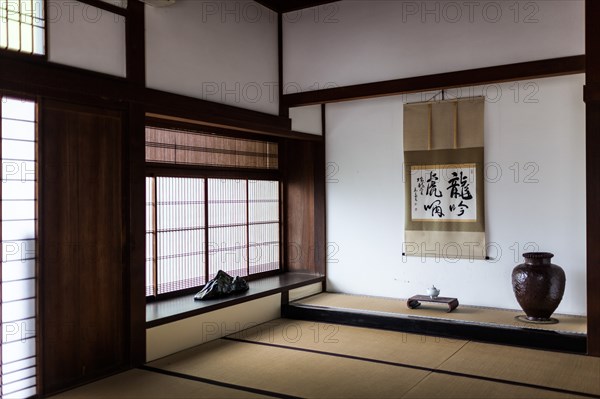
[511,252,566,322]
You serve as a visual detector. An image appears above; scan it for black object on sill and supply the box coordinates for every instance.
[194,270,249,300]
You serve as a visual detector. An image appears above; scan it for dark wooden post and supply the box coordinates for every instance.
[126,0,147,366]
[586,0,600,357]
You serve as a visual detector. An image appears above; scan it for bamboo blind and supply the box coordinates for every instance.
[145,127,278,170]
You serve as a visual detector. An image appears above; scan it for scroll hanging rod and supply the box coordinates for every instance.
[406,89,461,104]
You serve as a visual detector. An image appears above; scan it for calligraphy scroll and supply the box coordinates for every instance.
[404,97,486,260]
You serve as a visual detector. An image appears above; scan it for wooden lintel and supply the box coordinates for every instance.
[283,55,585,107]
[0,54,293,136]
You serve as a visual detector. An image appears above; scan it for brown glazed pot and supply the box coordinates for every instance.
[511,252,566,321]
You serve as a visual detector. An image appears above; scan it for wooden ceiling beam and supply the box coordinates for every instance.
[0,54,292,135]
[282,55,585,107]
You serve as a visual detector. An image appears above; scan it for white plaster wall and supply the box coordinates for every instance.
[47,0,126,77]
[146,0,279,114]
[146,294,281,361]
[325,74,586,315]
[283,0,584,92]
[290,105,323,135]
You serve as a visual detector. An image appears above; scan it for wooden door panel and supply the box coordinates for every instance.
[41,106,81,389]
[76,112,124,376]
[41,101,125,394]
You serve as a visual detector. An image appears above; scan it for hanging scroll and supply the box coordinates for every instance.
[403,97,486,260]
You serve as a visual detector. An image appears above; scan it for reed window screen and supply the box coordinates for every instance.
[1,97,38,398]
[145,126,278,170]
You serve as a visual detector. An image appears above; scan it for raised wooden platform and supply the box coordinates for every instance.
[284,293,587,354]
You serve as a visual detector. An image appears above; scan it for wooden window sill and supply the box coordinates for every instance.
[146,272,324,328]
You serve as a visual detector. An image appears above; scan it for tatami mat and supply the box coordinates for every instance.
[58,317,600,399]
[403,372,591,399]
[438,341,600,396]
[229,319,467,369]
[149,338,430,398]
[51,368,270,398]
[295,293,587,334]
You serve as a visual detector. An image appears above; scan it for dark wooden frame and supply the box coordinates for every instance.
[125,102,146,367]
[315,104,326,280]
[585,0,600,357]
[0,55,293,134]
[146,164,281,182]
[277,13,287,117]
[77,0,127,16]
[283,56,585,107]
[255,0,340,13]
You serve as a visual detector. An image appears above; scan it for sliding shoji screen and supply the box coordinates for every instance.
[207,179,248,279]
[146,177,281,297]
[248,180,280,275]
[153,177,206,296]
[1,97,37,398]
[145,177,155,297]
[0,0,45,55]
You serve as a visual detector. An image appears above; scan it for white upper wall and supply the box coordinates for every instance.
[47,0,126,77]
[326,74,586,315]
[290,105,323,135]
[146,0,279,115]
[283,0,584,92]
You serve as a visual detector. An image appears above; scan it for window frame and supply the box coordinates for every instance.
[0,0,48,59]
[144,121,284,301]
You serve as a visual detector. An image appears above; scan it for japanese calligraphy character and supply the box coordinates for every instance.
[413,188,418,211]
[416,176,425,195]
[426,171,443,198]
[449,201,469,217]
[447,171,473,200]
[424,199,445,218]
